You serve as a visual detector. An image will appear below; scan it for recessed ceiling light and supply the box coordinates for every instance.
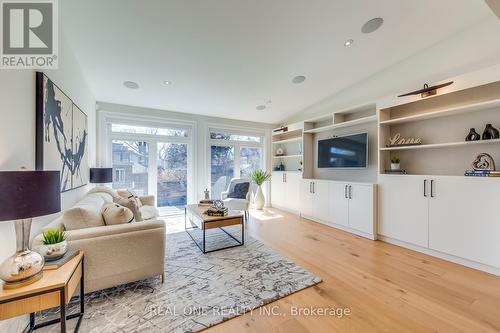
[362,17,384,34]
[163,81,172,85]
[123,81,139,89]
[292,75,306,84]
[344,39,354,47]
[256,105,266,111]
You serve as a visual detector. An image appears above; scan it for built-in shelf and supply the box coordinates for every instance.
[272,154,302,159]
[272,137,302,144]
[380,98,500,126]
[304,115,378,134]
[380,138,500,151]
[271,128,302,137]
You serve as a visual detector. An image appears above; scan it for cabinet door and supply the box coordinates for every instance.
[429,177,500,268]
[271,172,285,207]
[285,172,300,211]
[300,180,313,217]
[329,182,349,227]
[311,180,330,222]
[378,175,429,247]
[348,184,374,235]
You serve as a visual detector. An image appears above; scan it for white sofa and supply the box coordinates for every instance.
[32,189,166,293]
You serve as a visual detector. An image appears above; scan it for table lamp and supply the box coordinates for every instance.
[90,167,113,185]
[0,171,60,288]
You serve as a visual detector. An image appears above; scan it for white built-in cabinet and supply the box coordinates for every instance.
[379,175,500,269]
[300,179,377,239]
[270,171,300,214]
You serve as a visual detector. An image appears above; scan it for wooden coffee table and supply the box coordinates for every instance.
[185,204,244,253]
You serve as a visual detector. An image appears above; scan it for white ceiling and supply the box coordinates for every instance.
[61,0,493,124]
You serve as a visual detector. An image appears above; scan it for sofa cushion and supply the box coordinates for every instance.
[62,192,108,230]
[102,203,134,225]
[228,182,249,199]
[139,205,159,220]
[117,189,143,208]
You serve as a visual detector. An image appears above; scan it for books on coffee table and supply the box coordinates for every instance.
[205,207,228,217]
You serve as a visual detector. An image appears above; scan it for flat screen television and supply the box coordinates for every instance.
[318,133,368,168]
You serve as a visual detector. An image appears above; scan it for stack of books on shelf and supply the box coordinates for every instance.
[464,169,500,177]
[199,199,214,206]
[205,206,229,217]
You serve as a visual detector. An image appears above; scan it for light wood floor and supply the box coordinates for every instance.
[166,208,500,333]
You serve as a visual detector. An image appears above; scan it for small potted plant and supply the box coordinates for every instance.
[39,228,68,261]
[250,170,271,210]
[391,156,401,171]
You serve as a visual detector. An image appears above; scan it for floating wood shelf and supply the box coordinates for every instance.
[380,98,500,126]
[380,138,500,151]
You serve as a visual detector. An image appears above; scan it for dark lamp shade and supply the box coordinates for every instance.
[90,168,113,183]
[0,171,61,221]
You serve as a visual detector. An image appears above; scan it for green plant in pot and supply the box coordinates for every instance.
[39,228,68,261]
[391,156,401,171]
[250,170,271,210]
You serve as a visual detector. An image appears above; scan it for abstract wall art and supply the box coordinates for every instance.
[35,72,89,192]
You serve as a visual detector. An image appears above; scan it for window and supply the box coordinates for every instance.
[209,128,264,199]
[111,140,149,196]
[114,169,125,183]
[240,147,262,179]
[112,124,188,137]
[210,146,235,199]
[157,142,188,207]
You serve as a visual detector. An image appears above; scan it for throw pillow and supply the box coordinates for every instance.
[228,182,249,199]
[101,203,134,225]
[114,197,143,222]
[62,207,105,231]
[117,189,143,208]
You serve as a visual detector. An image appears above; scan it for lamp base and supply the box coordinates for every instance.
[2,271,43,289]
[0,219,45,288]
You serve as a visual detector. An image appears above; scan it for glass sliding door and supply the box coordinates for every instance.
[111,140,149,196]
[210,145,235,199]
[157,142,188,208]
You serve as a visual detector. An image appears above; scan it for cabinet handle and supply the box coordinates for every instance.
[312,182,315,194]
[349,185,353,199]
[284,173,286,183]
[430,180,435,198]
[423,180,427,197]
[344,185,348,198]
[309,182,312,193]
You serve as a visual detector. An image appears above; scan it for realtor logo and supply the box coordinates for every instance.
[1,0,58,69]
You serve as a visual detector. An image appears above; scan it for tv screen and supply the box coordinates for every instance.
[318,133,368,168]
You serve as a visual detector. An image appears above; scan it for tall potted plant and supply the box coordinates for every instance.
[250,170,271,210]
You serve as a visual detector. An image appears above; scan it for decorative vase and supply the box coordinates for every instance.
[465,128,481,141]
[391,163,401,171]
[38,240,68,261]
[254,185,265,210]
[482,124,499,140]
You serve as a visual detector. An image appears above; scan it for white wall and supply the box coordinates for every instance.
[97,102,275,205]
[284,19,500,124]
[0,33,95,332]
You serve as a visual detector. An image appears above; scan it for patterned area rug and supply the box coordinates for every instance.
[37,227,321,332]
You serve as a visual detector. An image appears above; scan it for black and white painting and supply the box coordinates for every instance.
[36,72,89,192]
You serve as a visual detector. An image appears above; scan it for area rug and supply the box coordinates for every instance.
[37,227,321,333]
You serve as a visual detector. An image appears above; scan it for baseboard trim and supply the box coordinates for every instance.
[378,235,500,276]
[270,204,300,215]
[301,215,377,240]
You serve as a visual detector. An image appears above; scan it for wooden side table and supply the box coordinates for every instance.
[0,252,84,333]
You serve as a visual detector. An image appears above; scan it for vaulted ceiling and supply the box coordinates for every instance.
[61,0,494,123]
